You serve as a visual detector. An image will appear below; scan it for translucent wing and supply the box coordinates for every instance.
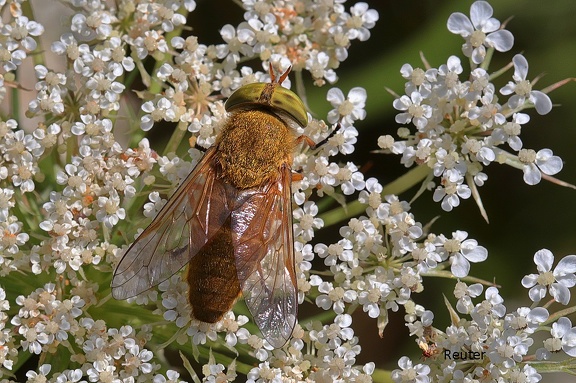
[111,147,232,299]
[232,164,297,348]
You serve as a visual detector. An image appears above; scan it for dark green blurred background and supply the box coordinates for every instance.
[188,0,576,377]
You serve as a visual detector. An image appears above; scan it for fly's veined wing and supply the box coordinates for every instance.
[232,165,297,348]
[111,148,232,299]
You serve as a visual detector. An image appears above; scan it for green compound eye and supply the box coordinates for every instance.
[225,82,309,128]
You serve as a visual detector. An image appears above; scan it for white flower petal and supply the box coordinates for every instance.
[550,283,571,305]
[534,249,554,272]
[512,54,529,80]
[486,30,514,52]
[462,244,488,263]
[447,13,473,35]
[451,253,470,278]
[348,87,367,104]
[470,1,495,29]
[508,136,523,151]
[527,307,549,323]
[471,45,487,64]
[327,87,345,105]
[556,255,576,274]
[522,163,541,185]
[530,90,552,115]
[536,149,563,175]
[528,285,546,302]
[500,83,516,96]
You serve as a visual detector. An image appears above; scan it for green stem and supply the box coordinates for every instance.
[163,120,189,155]
[421,269,500,287]
[480,47,495,71]
[542,305,576,326]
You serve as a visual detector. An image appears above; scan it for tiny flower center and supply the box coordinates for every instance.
[68,175,83,188]
[444,182,458,195]
[2,230,17,246]
[299,215,314,230]
[445,72,459,88]
[444,238,461,253]
[518,148,536,164]
[408,104,425,118]
[389,200,405,215]
[346,15,364,29]
[469,30,486,48]
[12,141,25,154]
[510,316,527,330]
[368,192,381,209]
[144,34,159,52]
[45,72,61,86]
[67,44,80,60]
[95,77,111,92]
[544,337,562,352]
[0,48,12,61]
[454,281,468,298]
[515,79,532,96]
[85,123,100,135]
[410,68,426,86]
[503,122,521,136]
[11,25,29,40]
[464,139,481,154]
[368,288,381,303]
[105,200,118,214]
[536,271,555,286]
[85,14,102,29]
[18,165,32,179]
[338,100,354,116]
[329,287,345,301]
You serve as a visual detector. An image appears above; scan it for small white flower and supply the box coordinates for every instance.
[447,1,514,64]
[491,112,529,151]
[143,191,166,218]
[504,306,548,334]
[393,91,433,130]
[439,230,488,278]
[518,148,563,185]
[432,172,472,212]
[391,356,430,383]
[95,190,126,228]
[326,87,367,125]
[344,2,379,41]
[454,281,483,314]
[306,51,337,85]
[293,201,323,242]
[521,249,576,305]
[500,54,552,115]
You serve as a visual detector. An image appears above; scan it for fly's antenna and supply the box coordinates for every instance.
[269,63,292,84]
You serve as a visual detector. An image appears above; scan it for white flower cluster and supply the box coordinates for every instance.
[0,282,183,382]
[223,0,379,85]
[379,1,562,213]
[0,0,380,380]
[245,314,374,383]
[0,118,42,275]
[392,248,576,383]
[0,10,43,75]
[0,0,573,381]
[309,180,487,333]
[33,136,157,276]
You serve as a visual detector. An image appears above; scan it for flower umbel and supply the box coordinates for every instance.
[0,0,574,382]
